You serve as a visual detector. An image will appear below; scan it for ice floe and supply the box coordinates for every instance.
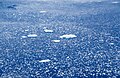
[21,36,27,38]
[39,59,51,63]
[44,29,54,33]
[52,40,60,43]
[25,29,29,32]
[109,43,114,45]
[112,1,119,4]
[27,34,38,38]
[40,11,47,13]
[60,34,77,39]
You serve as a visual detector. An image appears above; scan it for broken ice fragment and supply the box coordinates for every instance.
[39,59,51,63]
[112,1,119,4]
[44,29,53,33]
[52,40,60,43]
[21,36,27,38]
[60,34,77,39]
[109,43,114,45]
[27,34,37,38]
[25,29,29,32]
[40,11,47,13]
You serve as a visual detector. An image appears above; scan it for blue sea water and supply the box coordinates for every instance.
[0,0,120,78]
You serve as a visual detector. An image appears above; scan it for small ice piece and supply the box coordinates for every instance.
[21,36,27,38]
[109,43,114,45]
[60,34,77,39]
[52,40,60,43]
[27,34,37,38]
[40,11,47,13]
[25,29,29,32]
[112,1,119,4]
[44,29,53,33]
[39,59,51,63]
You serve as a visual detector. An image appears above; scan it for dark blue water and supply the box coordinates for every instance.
[0,0,120,78]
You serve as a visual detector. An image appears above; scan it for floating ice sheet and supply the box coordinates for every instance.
[52,40,60,43]
[21,36,27,38]
[40,11,47,13]
[112,1,119,4]
[27,34,38,38]
[39,59,51,63]
[44,29,53,33]
[109,43,114,45]
[25,29,29,32]
[60,34,77,39]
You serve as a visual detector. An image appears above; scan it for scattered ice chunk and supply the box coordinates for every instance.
[44,29,53,33]
[109,43,114,45]
[52,40,60,43]
[27,34,37,38]
[25,29,29,32]
[40,11,47,13]
[112,1,119,4]
[39,59,51,63]
[60,34,77,39]
[21,36,27,38]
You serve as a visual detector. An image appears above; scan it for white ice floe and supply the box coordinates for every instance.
[60,34,77,39]
[44,29,54,33]
[27,34,38,38]
[52,40,60,43]
[21,36,27,38]
[39,59,51,63]
[109,43,114,45]
[112,1,119,4]
[25,29,29,32]
[40,11,47,13]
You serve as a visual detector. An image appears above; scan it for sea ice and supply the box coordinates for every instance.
[27,34,38,38]
[112,1,119,4]
[52,40,60,43]
[44,29,53,33]
[25,29,29,32]
[21,36,27,38]
[39,59,51,63]
[60,34,77,39]
[40,11,47,13]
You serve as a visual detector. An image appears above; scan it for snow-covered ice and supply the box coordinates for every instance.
[27,34,38,38]
[39,59,51,63]
[60,34,77,39]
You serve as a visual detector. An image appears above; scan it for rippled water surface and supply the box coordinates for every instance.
[0,0,120,78]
